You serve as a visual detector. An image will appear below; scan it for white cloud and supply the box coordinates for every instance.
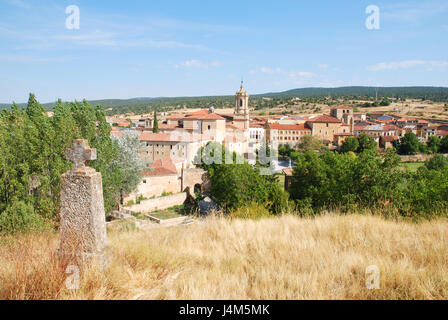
[0,54,71,63]
[318,64,329,69]
[367,60,448,71]
[176,60,221,69]
[259,67,316,79]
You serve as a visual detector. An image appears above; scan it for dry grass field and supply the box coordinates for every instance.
[251,99,448,121]
[0,214,447,300]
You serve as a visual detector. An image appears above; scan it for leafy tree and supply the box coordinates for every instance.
[396,132,425,155]
[113,131,146,196]
[210,162,288,214]
[278,144,294,158]
[289,149,402,213]
[0,94,138,232]
[424,154,448,171]
[297,135,327,153]
[195,142,289,214]
[357,133,377,153]
[440,135,448,153]
[427,135,441,154]
[341,137,359,153]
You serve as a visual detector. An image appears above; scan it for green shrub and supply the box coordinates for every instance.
[229,203,271,220]
[0,201,51,234]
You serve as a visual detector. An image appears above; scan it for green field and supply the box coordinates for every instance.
[400,162,424,172]
[150,205,186,220]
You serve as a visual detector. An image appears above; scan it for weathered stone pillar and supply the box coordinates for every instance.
[58,139,108,266]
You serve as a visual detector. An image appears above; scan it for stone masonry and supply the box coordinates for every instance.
[58,139,108,265]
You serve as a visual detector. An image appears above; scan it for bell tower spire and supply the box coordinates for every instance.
[234,81,250,130]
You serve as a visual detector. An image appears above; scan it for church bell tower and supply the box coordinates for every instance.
[234,81,250,130]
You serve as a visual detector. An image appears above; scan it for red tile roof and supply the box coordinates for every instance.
[383,124,399,130]
[142,158,178,176]
[381,136,399,142]
[306,114,341,123]
[185,113,226,120]
[110,130,124,138]
[188,109,211,116]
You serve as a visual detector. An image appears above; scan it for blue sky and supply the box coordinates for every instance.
[1,0,447,103]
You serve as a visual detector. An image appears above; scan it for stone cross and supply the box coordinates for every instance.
[66,139,97,169]
[58,139,108,267]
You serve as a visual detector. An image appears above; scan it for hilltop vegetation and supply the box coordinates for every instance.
[2,87,447,116]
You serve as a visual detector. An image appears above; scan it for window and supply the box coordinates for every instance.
[240,99,243,107]
[326,123,329,127]
[143,179,147,184]
[208,125,211,130]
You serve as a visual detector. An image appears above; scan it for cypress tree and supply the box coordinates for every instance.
[152,111,159,133]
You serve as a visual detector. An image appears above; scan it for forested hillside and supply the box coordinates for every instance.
[1,87,447,116]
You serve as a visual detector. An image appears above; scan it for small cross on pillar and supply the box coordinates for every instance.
[66,139,97,169]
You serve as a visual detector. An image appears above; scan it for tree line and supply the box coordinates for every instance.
[0,94,142,233]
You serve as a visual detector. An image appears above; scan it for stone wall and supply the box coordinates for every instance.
[400,154,448,162]
[124,174,180,202]
[124,192,187,214]
[182,168,211,193]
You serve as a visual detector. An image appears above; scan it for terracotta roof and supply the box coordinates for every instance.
[185,113,226,120]
[140,132,194,142]
[381,136,399,142]
[306,114,341,123]
[157,123,181,130]
[142,158,177,176]
[267,123,311,131]
[113,119,131,127]
[437,130,448,136]
[188,109,211,116]
[383,124,399,130]
[110,130,124,138]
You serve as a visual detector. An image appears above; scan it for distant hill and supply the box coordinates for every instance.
[2,86,448,114]
[259,86,448,100]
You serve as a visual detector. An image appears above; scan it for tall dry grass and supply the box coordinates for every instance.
[0,213,447,299]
